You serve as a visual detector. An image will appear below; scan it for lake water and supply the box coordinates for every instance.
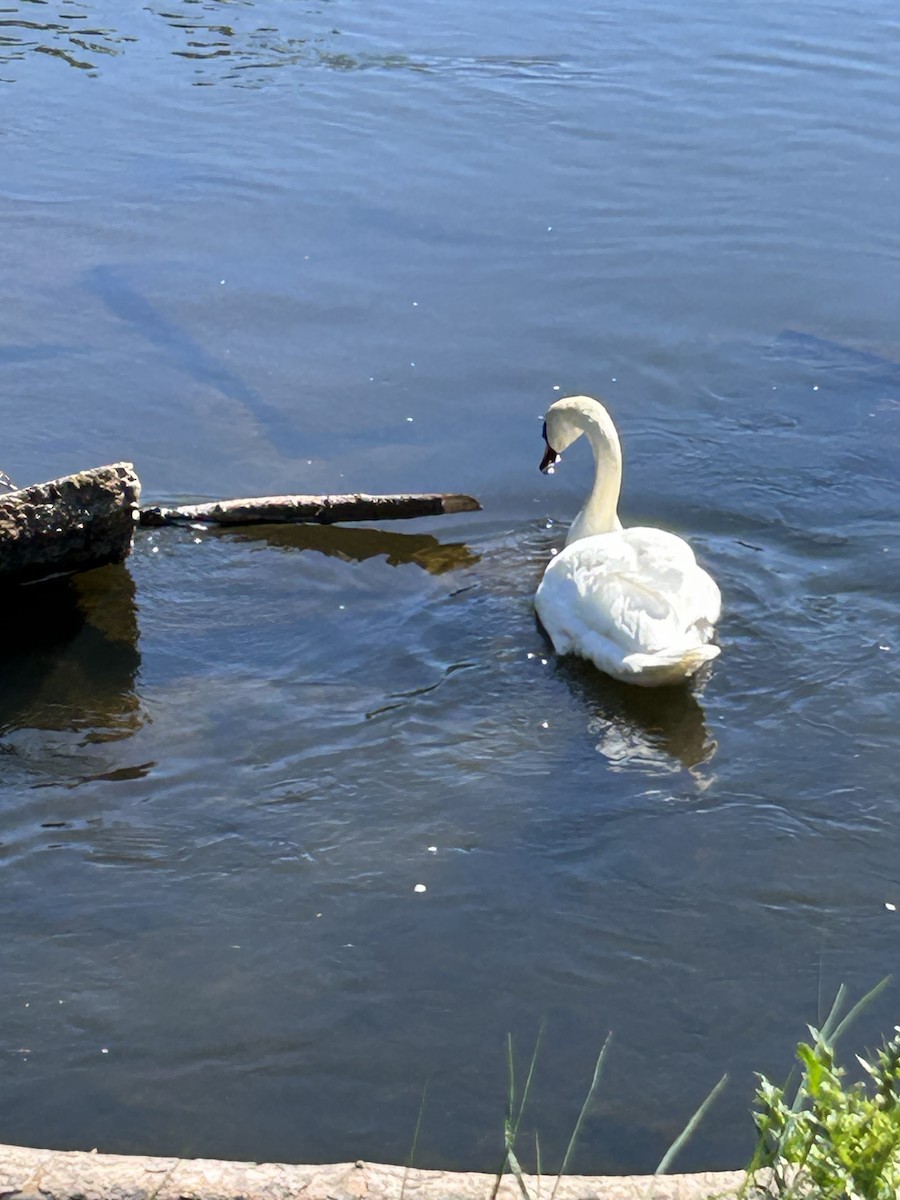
[1,0,899,1176]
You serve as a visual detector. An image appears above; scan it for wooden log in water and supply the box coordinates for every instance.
[139,491,481,527]
[0,463,141,587]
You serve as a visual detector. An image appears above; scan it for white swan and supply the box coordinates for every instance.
[534,395,721,687]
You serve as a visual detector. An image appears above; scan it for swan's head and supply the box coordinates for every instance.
[540,395,620,473]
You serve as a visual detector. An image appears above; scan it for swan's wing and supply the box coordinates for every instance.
[536,527,720,656]
[611,528,721,633]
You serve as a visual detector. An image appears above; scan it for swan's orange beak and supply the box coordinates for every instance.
[540,421,559,473]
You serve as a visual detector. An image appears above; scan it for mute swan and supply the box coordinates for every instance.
[534,395,720,687]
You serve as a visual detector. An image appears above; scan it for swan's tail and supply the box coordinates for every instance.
[620,643,720,687]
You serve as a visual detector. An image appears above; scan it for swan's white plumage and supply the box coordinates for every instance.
[535,396,721,686]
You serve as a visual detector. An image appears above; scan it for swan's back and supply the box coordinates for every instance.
[535,527,720,686]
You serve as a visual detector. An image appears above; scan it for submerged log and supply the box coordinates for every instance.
[139,491,481,527]
[0,463,140,587]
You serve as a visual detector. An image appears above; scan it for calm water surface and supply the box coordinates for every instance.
[1,0,899,1175]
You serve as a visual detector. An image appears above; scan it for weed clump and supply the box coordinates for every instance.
[751,985,900,1199]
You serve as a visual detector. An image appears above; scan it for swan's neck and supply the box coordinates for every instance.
[566,423,623,544]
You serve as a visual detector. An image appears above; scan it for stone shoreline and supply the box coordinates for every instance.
[0,1143,752,1200]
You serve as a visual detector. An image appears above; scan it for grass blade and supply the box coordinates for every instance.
[506,1033,517,1129]
[830,976,891,1045]
[506,1143,533,1200]
[818,983,848,1046]
[492,1029,544,1200]
[491,1037,518,1200]
[550,1032,612,1200]
[400,1080,429,1200]
[655,1073,729,1175]
[514,1024,545,1135]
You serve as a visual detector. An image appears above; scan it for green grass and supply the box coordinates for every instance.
[748,979,900,1199]
[488,1027,727,1198]
[404,981,900,1199]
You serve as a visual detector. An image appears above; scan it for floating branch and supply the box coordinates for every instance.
[0,474,479,589]
[139,492,481,528]
[0,463,140,587]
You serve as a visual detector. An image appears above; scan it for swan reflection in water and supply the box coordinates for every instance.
[555,654,717,773]
[208,522,480,575]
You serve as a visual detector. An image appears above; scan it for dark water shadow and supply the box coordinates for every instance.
[553,651,717,772]
[208,522,481,575]
[0,564,144,741]
[82,265,304,453]
[774,329,900,383]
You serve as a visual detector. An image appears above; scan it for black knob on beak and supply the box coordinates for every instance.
[540,421,559,473]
